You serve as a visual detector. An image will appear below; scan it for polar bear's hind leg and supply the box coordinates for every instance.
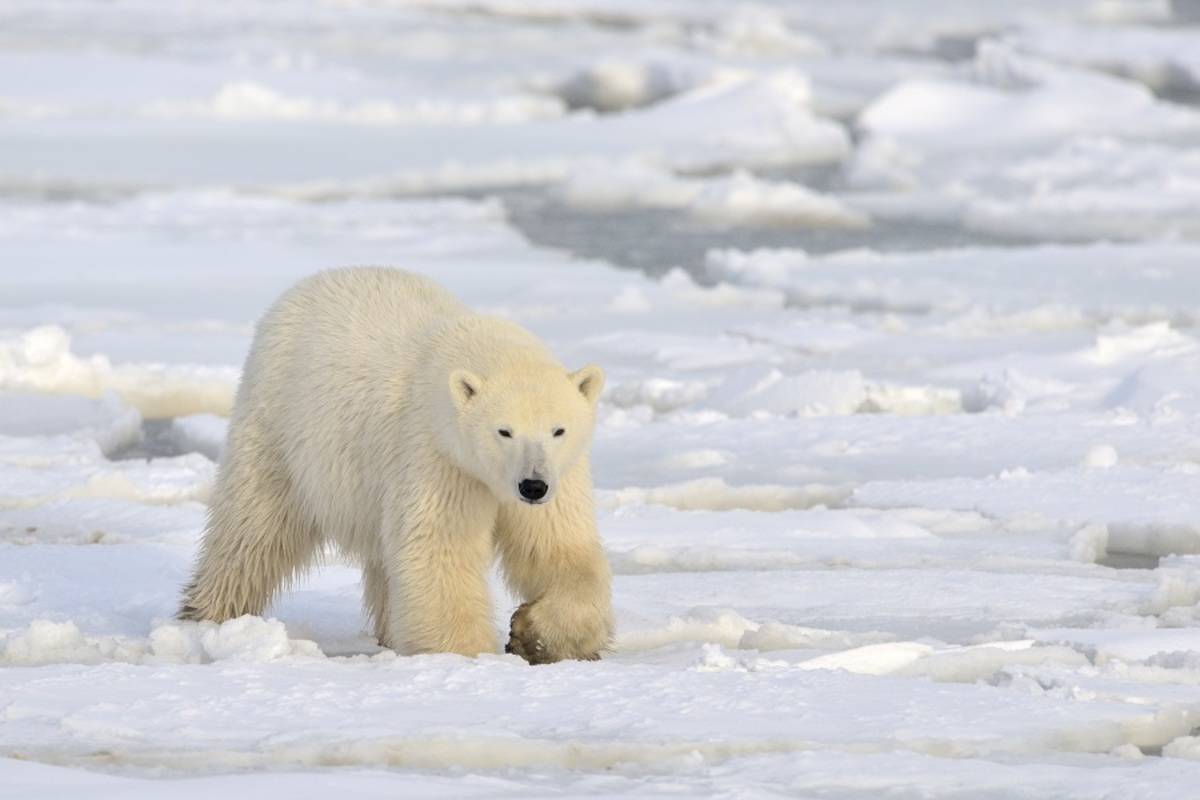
[179,421,320,622]
[362,560,391,645]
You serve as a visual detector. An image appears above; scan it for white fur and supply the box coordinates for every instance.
[180,268,613,661]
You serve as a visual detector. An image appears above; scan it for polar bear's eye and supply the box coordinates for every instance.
[498,429,513,438]
[553,428,565,437]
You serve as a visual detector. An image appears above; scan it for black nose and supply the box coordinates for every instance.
[519,479,548,502]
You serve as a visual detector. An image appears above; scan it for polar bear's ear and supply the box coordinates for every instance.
[570,364,605,405]
[449,369,483,409]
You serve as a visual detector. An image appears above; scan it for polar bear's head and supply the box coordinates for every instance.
[444,363,604,505]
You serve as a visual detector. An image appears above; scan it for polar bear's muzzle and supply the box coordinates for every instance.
[518,478,550,504]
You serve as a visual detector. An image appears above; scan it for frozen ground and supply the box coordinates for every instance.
[3,1,1200,797]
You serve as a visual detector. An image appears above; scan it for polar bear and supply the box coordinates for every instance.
[179,268,613,663]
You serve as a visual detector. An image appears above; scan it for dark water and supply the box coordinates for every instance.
[110,419,189,461]
[497,186,1040,281]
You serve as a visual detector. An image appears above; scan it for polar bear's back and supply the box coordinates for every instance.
[245,267,465,404]
[232,269,475,533]
[277,267,466,336]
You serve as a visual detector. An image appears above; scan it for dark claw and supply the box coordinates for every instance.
[506,602,602,665]
[507,603,552,664]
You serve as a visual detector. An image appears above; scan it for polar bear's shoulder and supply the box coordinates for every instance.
[435,313,559,371]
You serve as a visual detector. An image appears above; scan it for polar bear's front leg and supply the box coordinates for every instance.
[495,463,613,664]
[381,484,499,657]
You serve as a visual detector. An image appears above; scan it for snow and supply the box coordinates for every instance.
[860,41,1200,149]
[0,325,238,418]
[559,161,868,228]
[1003,23,1200,98]
[3,1,1200,797]
[847,40,1200,241]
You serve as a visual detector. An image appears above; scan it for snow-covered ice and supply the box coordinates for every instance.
[3,1,1200,797]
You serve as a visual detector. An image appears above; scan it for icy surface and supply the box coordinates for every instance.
[3,1,1200,797]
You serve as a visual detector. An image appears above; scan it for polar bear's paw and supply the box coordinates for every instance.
[505,603,549,664]
[506,601,603,665]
